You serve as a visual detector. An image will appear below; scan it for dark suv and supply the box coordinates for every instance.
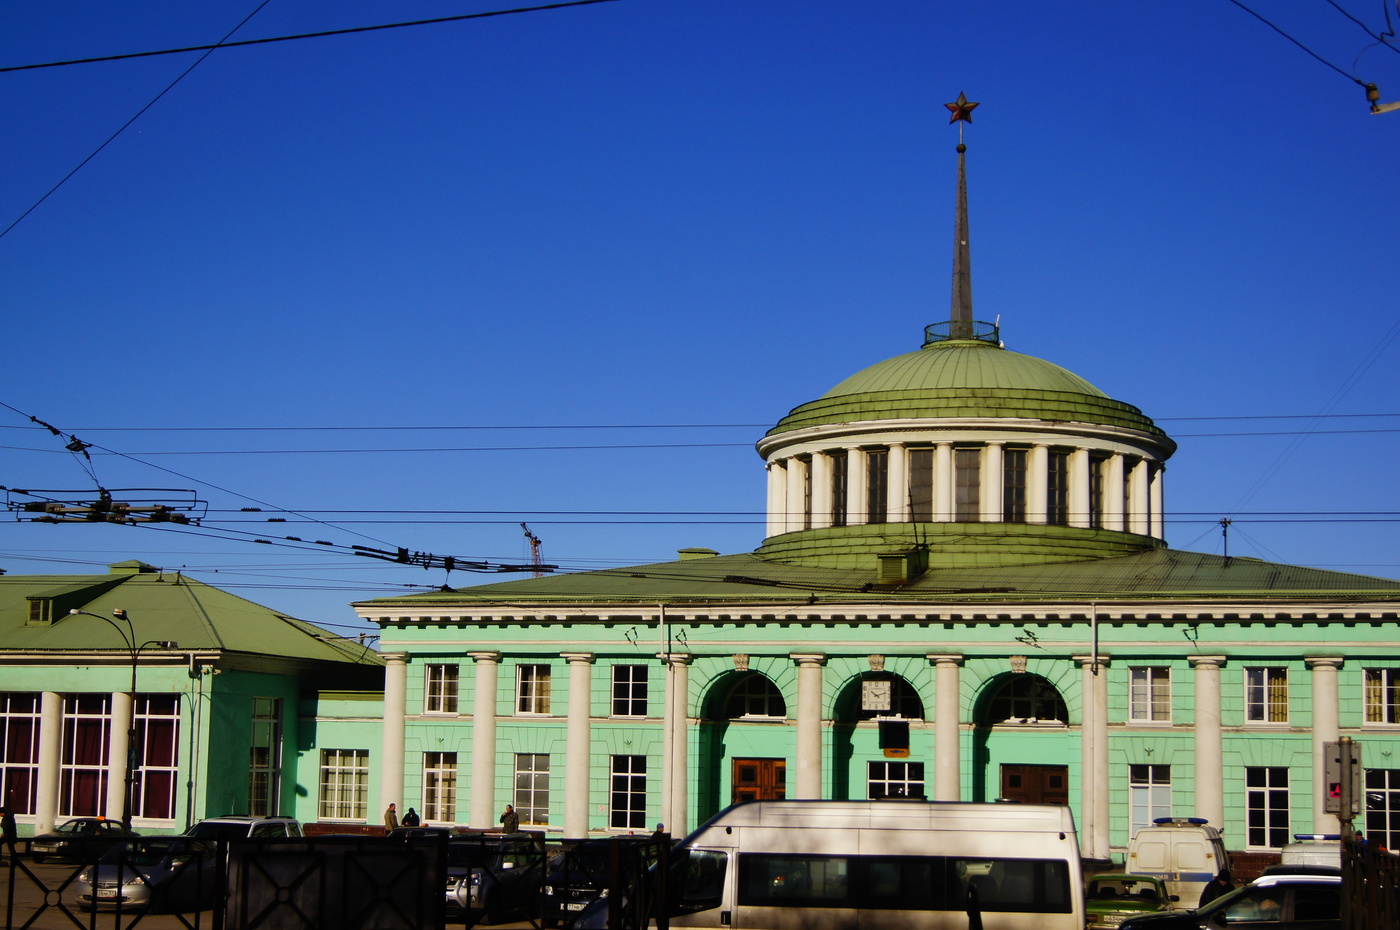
[1119,872,1340,930]
[445,832,545,925]
[543,837,661,928]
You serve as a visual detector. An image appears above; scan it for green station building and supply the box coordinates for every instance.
[0,560,382,835]
[351,141,1400,861]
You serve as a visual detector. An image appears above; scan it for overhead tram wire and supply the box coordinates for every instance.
[0,1,622,74]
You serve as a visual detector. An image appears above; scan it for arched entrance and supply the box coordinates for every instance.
[831,672,925,800]
[970,672,1073,804]
[696,670,788,821]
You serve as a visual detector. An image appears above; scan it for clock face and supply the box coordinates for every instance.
[862,679,892,712]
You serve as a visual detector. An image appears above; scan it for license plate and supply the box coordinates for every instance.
[97,890,120,900]
[566,903,588,911]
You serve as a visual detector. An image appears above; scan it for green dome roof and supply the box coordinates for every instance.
[767,337,1171,440]
[822,341,1106,398]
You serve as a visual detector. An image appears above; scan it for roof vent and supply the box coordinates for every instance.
[877,548,928,586]
[678,548,719,561]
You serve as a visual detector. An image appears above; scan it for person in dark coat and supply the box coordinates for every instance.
[1,805,17,861]
[1199,869,1233,907]
[500,804,519,833]
[401,807,421,827]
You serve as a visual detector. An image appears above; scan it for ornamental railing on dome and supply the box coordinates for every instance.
[923,320,1000,346]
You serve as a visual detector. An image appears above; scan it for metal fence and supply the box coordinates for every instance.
[1341,834,1400,930]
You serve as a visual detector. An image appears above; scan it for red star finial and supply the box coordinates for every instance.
[945,92,978,124]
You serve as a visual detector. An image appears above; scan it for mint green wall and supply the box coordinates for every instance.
[292,691,383,825]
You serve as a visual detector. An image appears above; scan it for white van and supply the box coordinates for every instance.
[660,799,1084,930]
[1280,833,1341,868]
[1125,817,1229,905]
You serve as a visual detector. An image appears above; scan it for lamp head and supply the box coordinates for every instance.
[112,609,128,620]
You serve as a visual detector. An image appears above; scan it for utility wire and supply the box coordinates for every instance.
[0,1,621,74]
[1225,0,1367,84]
[0,1,274,242]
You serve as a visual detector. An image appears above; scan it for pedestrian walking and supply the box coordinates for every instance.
[499,804,519,833]
[1199,869,1233,907]
[1,805,16,862]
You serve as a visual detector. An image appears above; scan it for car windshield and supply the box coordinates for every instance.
[100,840,203,866]
[54,820,91,835]
[186,822,250,840]
[1088,878,1162,903]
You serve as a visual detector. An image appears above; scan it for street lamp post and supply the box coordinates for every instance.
[66,608,176,831]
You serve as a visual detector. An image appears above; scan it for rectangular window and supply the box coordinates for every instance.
[514,753,550,825]
[425,663,460,715]
[1129,764,1171,835]
[319,748,369,821]
[868,761,925,800]
[1046,450,1070,525]
[610,755,647,830]
[1003,448,1027,522]
[1364,768,1400,850]
[955,447,980,521]
[424,751,457,823]
[612,665,648,717]
[1364,669,1400,724]
[1245,668,1288,723]
[517,664,552,715]
[249,697,282,817]
[799,456,812,530]
[59,694,111,818]
[866,449,888,524]
[1245,767,1289,848]
[1129,667,1171,723]
[133,695,180,820]
[0,693,40,816]
[1089,455,1107,528]
[831,452,848,527]
[909,449,934,522]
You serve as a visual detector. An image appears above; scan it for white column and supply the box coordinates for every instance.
[468,652,501,829]
[766,460,786,539]
[1069,448,1092,529]
[1190,656,1226,831]
[809,452,833,530]
[562,652,594,838]
[934,443,954,522]
[1028,444,1049,524]
[1129,459,1151,536]
[1150,464,1166,540]
[663,654,692,835]
[380,653,408,818]
[980,443,1003,523]
[35,691,62,833]
[886,443,908,522]
[792,654,827,799]
[107,690,132,822]
[1308,657,1344,834]
[929,654,963,801]
[1076,655,1110,860]
[848,448,868,525]
[784,457,807,533]
[1104,454,1126,532]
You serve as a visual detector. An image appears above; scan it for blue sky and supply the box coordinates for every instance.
[2,0,1398,637]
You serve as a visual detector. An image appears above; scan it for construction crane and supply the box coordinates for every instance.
[521,523,545,578]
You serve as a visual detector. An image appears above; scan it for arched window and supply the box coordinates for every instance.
[724,673,786,719]
[986,675,1067,724]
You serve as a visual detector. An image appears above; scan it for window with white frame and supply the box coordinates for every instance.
[59,694,111,818]
[724,673,786,719]
[319,749,369,820]
[612,665,648,717]
[424,751,457,823]
[1129,764,1171,834]
[610,755,647,829]
[249,697,282,817]
[868,761,925,799]
[1364,768,1400,849]
[1129,667,1171,723]
[0,692,40,816]
[516,665,551,715]
[514,753,550,825]
[1245,766,1289,848]
[1245,667,1288,723]
[1364,669,1400,725]
[132,695,180,820]
[425,664,460,715]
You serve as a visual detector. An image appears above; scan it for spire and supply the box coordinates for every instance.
[945,92,978,340]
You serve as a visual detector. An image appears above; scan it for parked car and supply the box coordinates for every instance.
[73,836,219,912]
[445,832,545,925]
[184,815,302,840]
[543,837,661,928]
[1118,871,1341,930]
[387,825,456,841]
[29,817,140,862]
[1281,834,1342,869]
[1086,874,1175,929]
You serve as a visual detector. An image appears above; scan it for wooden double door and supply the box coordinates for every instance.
[1000,763,1068,804]
[732,758,786,803]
